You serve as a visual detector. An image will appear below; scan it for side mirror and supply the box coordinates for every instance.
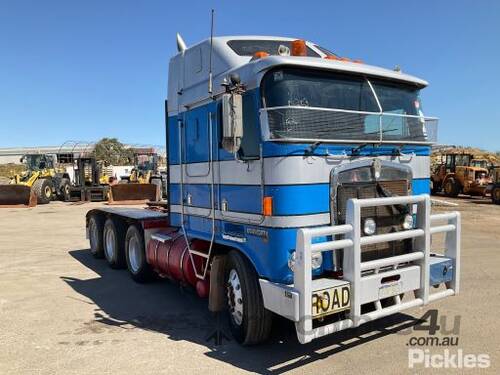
[221,93,243,153]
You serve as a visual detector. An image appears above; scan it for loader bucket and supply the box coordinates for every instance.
[108,183,160,205]
[0,185,37,208]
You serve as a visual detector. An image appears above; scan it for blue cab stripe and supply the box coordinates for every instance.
[169,183,330,215]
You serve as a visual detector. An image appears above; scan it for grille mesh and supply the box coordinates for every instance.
[336,180,411,261]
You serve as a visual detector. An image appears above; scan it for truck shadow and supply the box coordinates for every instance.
[63,248,420,374]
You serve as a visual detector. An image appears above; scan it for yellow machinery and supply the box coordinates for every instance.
[109,153,162,204]
[0,154,71,206]
[431,153,491,197]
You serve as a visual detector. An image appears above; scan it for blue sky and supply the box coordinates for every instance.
[1,1,499,150]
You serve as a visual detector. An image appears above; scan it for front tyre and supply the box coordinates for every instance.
[125,225,155,282]
[492,186,500,205]
[225,250,272,345]
[444,178,459,197]
[33,178,53,204]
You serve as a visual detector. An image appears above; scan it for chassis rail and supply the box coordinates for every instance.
[294,194,460,344]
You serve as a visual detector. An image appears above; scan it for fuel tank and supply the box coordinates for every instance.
[146,228,210,297]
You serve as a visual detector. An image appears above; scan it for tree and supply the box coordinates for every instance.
[93,138,134,166]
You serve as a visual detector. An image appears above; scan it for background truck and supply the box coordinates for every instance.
[85,35,460,345]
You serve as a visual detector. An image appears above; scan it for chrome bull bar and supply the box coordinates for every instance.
[293,194,460,344]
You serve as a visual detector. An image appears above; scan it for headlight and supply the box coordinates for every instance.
[311,252,323,270]
[287,251,323,271]
[403,214,414,230]
[363,218,376,235]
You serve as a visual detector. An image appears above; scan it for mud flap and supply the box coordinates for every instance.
[209,255,227,312]
[0,185,37,208]
[108,183,160,205]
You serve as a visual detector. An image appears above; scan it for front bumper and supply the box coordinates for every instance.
[259,194,460,344]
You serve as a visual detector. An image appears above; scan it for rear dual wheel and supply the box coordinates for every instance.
[125,225,154,282]
[88,215,104,258]
[103,219,126,268]
[88,215,153,280]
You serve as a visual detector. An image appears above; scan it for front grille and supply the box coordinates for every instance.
[335,180,411,262]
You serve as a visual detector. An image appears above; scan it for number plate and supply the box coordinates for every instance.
[312,285,350,318]
[379,282,402,299]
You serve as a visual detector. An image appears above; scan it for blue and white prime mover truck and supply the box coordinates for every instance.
[86,35,460,345]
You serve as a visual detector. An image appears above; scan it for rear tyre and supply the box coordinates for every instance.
[125,225,155,282]
[444,178,459,197]
[88,215,104,258]
[492,186,500,205]
[430,179,440,195]
[58,178,71,201]
[103,218,126,269]
[33,178,53,204]
[225,250,272,345]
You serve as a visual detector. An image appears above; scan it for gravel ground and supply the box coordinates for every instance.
[0,198,499,374]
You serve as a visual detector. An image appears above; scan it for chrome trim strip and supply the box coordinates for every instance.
[169,204,330,228]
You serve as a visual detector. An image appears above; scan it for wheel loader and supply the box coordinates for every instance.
[431,153,491,197]
[110,152,162,204]
[0,154,71,207]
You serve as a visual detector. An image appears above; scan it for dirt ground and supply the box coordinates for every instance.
[0,197,499,374]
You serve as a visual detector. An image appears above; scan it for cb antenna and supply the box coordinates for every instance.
[208,9,214,96]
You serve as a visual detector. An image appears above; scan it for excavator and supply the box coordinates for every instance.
[0,154,70,207]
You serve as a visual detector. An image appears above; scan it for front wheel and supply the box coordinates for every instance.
[444,178,459,197]
[225,250,272,345]
[492,186,500,205]
[33,178,53,204]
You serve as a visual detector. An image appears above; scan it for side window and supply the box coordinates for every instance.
[239,93,260,159]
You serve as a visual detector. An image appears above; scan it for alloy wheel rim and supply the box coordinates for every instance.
[227,269,244,326]
[104,229,115,260]
[128,236,141,273]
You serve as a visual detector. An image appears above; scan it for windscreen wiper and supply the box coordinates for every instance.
[305,141,322,156]
[350,143,368,156]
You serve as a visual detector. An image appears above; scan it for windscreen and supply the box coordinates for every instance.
[262,68,431,143]
[26,155,44,170]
